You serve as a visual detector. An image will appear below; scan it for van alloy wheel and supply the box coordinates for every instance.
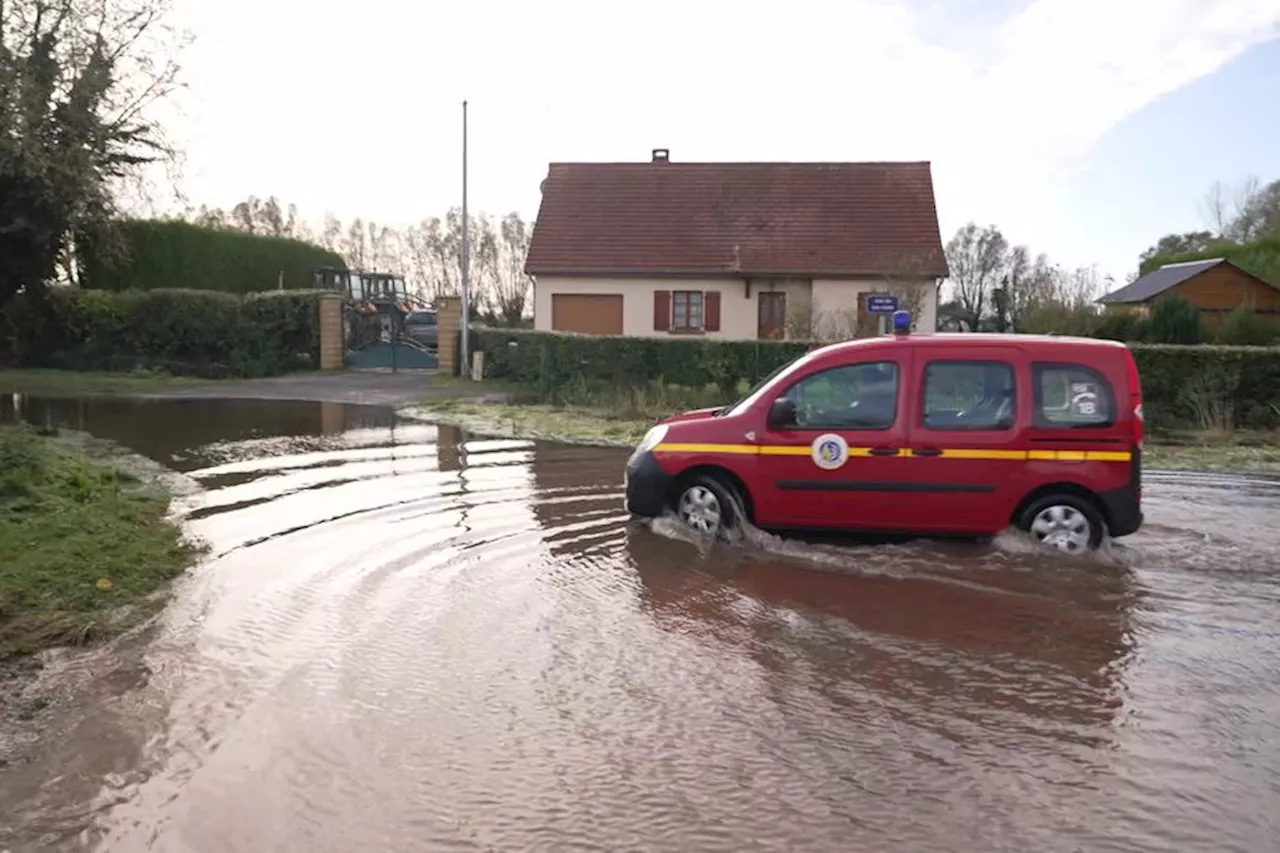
[1030,504,1093,553]
[1017,493,1106,553]
[678,484,723,535]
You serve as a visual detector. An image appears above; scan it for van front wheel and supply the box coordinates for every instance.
[674,476,738,540]
[1017,493,1106,554]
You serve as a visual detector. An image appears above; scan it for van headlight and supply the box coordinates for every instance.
[631,424,668,459]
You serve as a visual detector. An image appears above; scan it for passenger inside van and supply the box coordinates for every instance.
[923,362,1015,430]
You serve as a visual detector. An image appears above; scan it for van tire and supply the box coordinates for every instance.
[1016,493,1106,554]
[673,475,739,540]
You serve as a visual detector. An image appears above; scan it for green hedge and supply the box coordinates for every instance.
[1129,344,1280,431]
[474,328,811,394]
[78,220,347,295]
[473,328,1280,432]
[0,288,321,378]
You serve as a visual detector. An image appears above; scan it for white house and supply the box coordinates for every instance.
[524,149,949,340]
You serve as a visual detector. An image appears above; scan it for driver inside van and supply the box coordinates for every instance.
[847,363,898,426]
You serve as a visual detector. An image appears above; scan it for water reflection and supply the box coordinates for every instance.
[624,525,1134,738]
[0,393,397,469]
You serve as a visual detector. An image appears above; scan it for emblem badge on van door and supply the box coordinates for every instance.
[811,433,849,470]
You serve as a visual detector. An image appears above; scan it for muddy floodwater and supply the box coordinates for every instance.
[2,394,1279,852]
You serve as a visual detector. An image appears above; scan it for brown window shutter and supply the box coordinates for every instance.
[704,291,721,332]
[654,290,671,331]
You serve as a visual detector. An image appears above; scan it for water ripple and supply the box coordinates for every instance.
[1,399,1278,852]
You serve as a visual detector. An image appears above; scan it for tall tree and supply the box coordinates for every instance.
[0,0,187,306]
[1138,231,1219,265]
[177,198,538,324]
[944,223,1008,331]
[1232,178,1280,241]
[493,212,533,323]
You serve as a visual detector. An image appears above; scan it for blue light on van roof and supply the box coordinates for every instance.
[891,310,911,334]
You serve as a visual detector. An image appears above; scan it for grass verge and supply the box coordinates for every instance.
[0,424,206,660]
[410,380,1280,471]
[408,397,653,447]
[0,368,232,394]
[1143,431,1280,471]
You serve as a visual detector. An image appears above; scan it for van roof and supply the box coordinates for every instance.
[812,332,1128,358]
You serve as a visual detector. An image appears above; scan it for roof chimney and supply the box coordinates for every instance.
[652,148,670,163]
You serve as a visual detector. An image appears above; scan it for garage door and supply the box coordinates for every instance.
[551,294,624,335]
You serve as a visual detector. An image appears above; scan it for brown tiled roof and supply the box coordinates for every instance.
[525,158,949,278]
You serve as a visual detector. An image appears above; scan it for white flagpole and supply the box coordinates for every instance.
[460,99,471,379]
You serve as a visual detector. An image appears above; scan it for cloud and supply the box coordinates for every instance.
[915,0,1280,261]
[159,0,1278,274]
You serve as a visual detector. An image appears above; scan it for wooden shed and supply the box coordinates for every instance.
[1097,258,1280,324]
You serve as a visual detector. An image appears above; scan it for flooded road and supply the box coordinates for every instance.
[2,394,1279,852]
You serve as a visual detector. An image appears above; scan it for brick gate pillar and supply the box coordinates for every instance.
[437,296,462,376]
[318,294,344,371]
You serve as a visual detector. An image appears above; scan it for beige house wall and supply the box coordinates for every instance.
[533,275,939,340]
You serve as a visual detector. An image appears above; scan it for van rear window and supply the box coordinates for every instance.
[1034,363,1115,428]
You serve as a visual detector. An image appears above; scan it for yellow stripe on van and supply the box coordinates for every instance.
[936,448,1027,460]
[1026,449,1132,462]
[653,443,1131,462]
[654,442,760,454]
[757,445,814,456]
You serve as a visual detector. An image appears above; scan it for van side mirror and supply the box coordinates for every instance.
[768,397,797,429]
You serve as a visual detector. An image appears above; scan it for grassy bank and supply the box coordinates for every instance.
[408,380,1280,472]
[1143,433,1280,471]
[0,425,206,660]
[0,368,232,394]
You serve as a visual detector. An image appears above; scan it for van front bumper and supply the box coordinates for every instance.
[625,450,671,517]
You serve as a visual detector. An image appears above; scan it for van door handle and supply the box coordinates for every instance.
[868,447,900,457]
[912,447,943,457]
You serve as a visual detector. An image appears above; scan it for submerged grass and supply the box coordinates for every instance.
[0,425,206,659]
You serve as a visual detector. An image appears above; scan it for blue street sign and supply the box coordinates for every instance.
[865,294,899,314]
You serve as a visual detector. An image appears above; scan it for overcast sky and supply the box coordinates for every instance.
[155,0,1280,284]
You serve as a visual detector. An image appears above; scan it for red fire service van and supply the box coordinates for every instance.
[624,311,1144,554]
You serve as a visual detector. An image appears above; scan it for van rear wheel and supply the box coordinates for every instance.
[674,475,738,540]
[1017,493,1106,554]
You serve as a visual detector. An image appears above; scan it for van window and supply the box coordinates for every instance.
[1034,363,1115,427]
[780,361,899,430]
[922,360,1016,430]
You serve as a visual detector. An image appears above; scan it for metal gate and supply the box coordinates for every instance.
[315,266,439,372]
[343,303,439,371]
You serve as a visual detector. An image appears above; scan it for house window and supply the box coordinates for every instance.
[672,291,703,331]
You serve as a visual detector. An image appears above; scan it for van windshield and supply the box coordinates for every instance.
[719,349,822,417]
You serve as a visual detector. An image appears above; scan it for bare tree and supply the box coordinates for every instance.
[879,255,931,329]
[341,217,366,268]
[1233,178,1280,241]
[944,223,1008,331]
[1199,175,1278,241]
[492,212,533,323]
[783,292,815,340]
[318,213,342,253]
[175,198,539,322]
[1199,180,1234,236]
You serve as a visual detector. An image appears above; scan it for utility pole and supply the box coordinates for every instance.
[459,100,471,379]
